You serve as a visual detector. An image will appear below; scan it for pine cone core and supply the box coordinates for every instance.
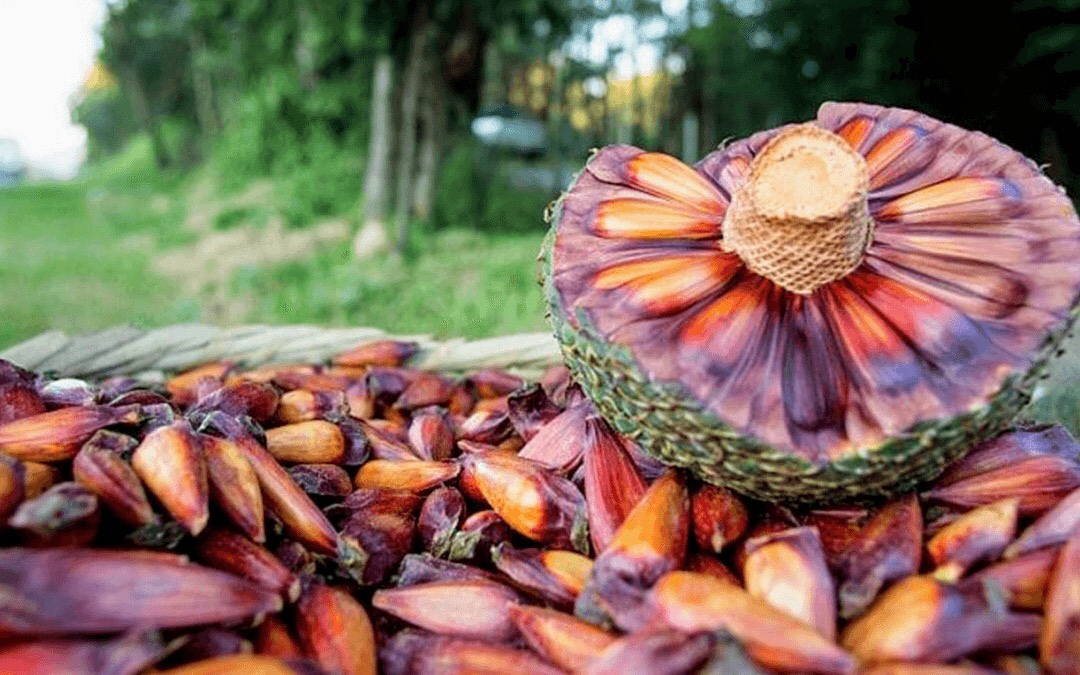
[723,123,874,295]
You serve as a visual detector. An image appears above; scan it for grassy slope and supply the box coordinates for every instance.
[232,230,548,340]
[0,181,191,347]
[0,143,549,349]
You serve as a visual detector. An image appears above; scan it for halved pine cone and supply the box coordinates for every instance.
[543,101,1080,502]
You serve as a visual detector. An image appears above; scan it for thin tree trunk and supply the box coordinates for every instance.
[413,64,445,221]
[189,32,221,140]
[294,4,316,91]
[353,54,395,259]
[392,13,430,256]
[123,64,170,169]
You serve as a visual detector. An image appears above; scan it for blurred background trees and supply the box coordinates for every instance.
[76,0,1080,250]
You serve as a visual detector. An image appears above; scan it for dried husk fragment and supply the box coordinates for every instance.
[458,450,587,550]
[835,494,922,619]
[445,384,476,416]
[0,404,141,462]
[1040,528,1080,674]
[518,397,588,472]
[1005,485,1080,559]
[418,486,466,556]
[132,420,209,535]
[294,582,377,675]
[353,458,459,492]
[583,629,717,675]
[583,414,647,553]
[190,380,280,423]
[927,498,1019,582]
[510,605,616,672]
[408,408,455,461]
[507,383,562,443]
[446,509,511,564]
[337,489,422,585]
[965,545,1061,610]
[646,570,856,674]
[330,414,372,466]
[576,471,688,630]
[266,420,346,464]
[841,575,1041,666]
[539,364,571,404]
[287,462,353,499]
[372,579,522,641]
[8,481,100,547]
[363,366,414,406]
[72,430,156,527]
[107,387,171,408]
[691,483,749,555]
[493,544,593,608]
[743,525,837,640]
[0,630,169,675]
[395,552,503,587]
[0,547,282,637]
[193,527,300,602]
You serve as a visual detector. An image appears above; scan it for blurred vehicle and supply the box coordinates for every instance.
[470,105,547,157]
[0,139,25,187]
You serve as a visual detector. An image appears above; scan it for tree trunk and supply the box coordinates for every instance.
[353,54,395,259]
[413,63,445,221]
[392,13,430,256]
[294,4,317,91]
[189,32,221,141]
[123,63,170,170]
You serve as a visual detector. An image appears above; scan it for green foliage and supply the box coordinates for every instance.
[434,141,483,230]
[434,140,553,233]
[232,229,547,338]
[272,130,364,228]
[73,89,138,160]
[480,180,552,234]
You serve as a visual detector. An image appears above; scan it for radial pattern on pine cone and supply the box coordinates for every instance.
[549,102,1080,463]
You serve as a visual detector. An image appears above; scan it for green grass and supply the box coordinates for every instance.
[0,181,196,348]
[231,229,549,339]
